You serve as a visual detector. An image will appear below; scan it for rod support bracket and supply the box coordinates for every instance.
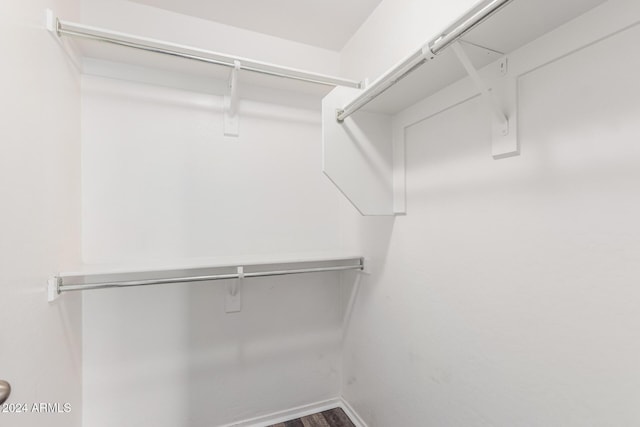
[451,42,518,159]
[48,277,62,303]
[359,258,371,275]
[45,9,57,33]
[225,266,243,313]
[224,60,241,137]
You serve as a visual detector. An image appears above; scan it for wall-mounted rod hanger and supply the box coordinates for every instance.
[48,258,364,298]
[53,17,363,89]
[336,0,513,122]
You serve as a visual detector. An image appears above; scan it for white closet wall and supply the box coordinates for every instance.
[81,76,341,264]
[81,77,348,425]
[339,0,640,425]
[79,1,350,426]
[0,1,82,427]
[12,0,639,425]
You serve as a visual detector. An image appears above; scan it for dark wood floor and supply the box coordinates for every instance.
[268,408,355,427]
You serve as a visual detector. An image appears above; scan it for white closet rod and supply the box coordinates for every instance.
[52,260,364,295]
[336,0,513,121]
[55,19,362,89]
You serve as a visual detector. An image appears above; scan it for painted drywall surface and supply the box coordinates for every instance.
[81,0,342,76]
[339,1,640,426]
[81,74,346,426]
[0,1,82,426]
[339,0,478,81]
[81,76,341,264]
[79,1,351,424]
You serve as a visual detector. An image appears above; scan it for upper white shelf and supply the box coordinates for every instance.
[322,0,609,217]
[47,11,361,97]
[344,0,607,117]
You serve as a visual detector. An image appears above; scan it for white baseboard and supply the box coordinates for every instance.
[220,396,368,427]
[221,398,342,427]
[338,397,368,427]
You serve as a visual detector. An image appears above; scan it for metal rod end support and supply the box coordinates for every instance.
[421,43,437,60]
[45,9,59,34]
[359,257,371,274]
[47,277,61,303]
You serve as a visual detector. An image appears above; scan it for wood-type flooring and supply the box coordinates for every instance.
[268,407,355,427]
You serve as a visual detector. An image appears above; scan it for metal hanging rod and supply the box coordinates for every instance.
[48,258,364,299]
[336,0,513,122]
[54,18,362,89]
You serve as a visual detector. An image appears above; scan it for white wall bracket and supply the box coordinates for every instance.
[451,42,519,159]
[225,266,243,313]
[45,9,57,33]
[359,258,371,275]
[47,277,61,302]
[223,60,241,137]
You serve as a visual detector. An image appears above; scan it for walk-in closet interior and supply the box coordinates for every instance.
[2,0,640,426]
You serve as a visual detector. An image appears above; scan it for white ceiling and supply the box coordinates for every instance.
[127,0,384,51]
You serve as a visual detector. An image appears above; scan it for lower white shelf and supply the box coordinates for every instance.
[47,254,364,303]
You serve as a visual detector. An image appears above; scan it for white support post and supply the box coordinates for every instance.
[223,60,241,137]
[225,266,243,313]
[451,42,519,159]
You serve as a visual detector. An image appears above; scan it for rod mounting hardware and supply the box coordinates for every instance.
[359,258,371,275]
[499,56,508,76]
[451,42,518,158]
[224,60,241,137]
[48,277,62,302]
[45,9,57,33]
[226,266,243,313]
[452,42,508,131]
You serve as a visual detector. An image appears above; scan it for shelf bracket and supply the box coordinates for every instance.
[223,60,241,137]
[225,266,243,313]
[47,277,61,302]
[45,9,57,33]
[451,42,518,159]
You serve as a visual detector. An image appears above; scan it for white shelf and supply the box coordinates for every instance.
[322,0,608,216]
[56,253,363,279]
[48,254,365,317]
[48,253,364,303]
[49,13,361,98]
[351,0,606,116]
